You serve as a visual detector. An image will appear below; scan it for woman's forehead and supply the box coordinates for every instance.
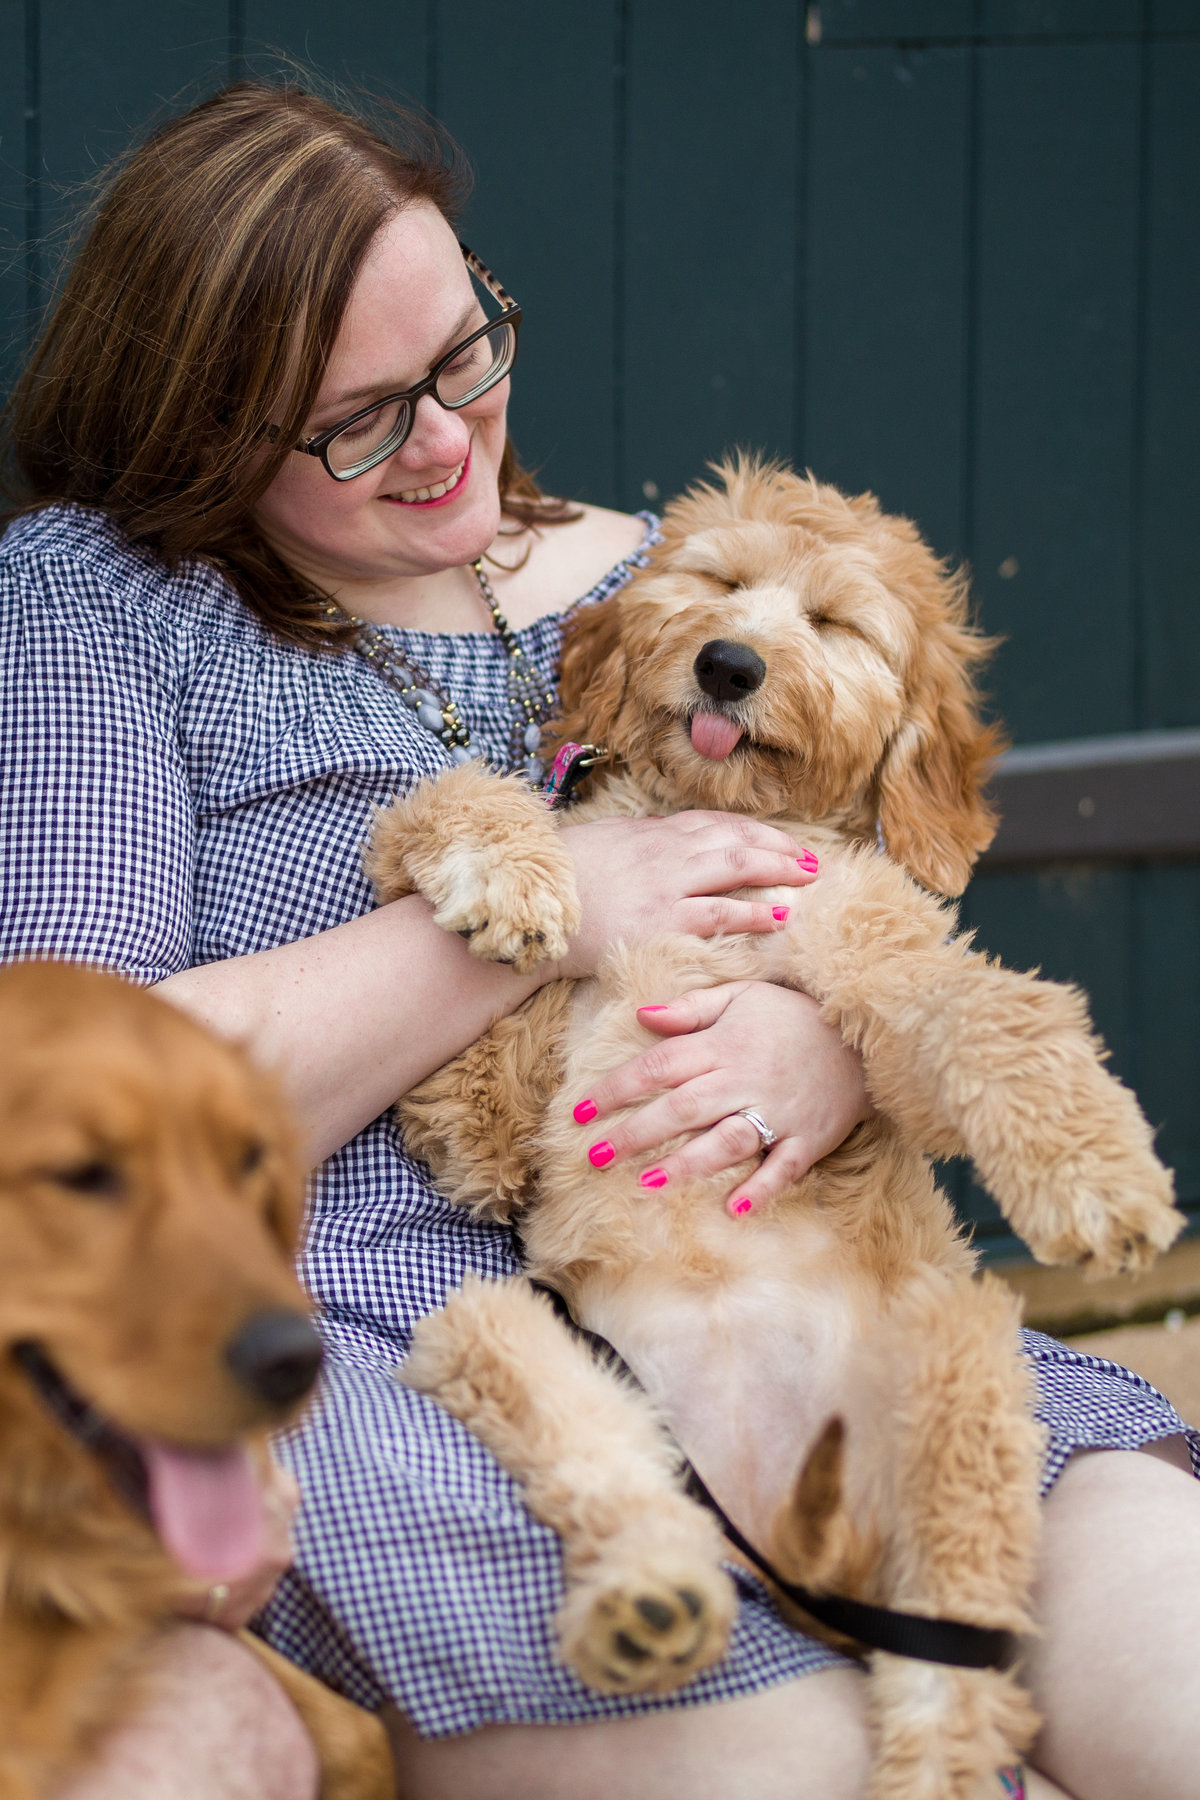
[318,204,474,408]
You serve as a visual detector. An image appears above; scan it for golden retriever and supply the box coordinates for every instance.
[367,459,1182,1799]
[0,961,392,1800]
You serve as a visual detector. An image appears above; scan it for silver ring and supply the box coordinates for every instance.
[204,1582,231,1623]
[735,1107,777,1153]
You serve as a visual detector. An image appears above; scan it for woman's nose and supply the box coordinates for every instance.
[394,391,471,472]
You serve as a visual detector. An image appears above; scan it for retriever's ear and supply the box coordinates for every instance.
[874,575,1005,897]
[550,594,630,750]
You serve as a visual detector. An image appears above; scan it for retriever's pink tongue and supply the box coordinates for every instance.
[690,712,744,760]
[139,1439,266,1581]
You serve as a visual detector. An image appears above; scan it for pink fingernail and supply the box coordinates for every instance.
[588,1141,615,1168]
[573,1098,597,1124]
[800,851,819,869]
[640,1168,669,1189]
[772,906,790,923]
[639,1004,669,1013]
[730,1195,754,1217]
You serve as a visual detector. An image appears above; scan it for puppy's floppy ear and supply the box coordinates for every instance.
[550,594,630,749]
[874,567,1006,898]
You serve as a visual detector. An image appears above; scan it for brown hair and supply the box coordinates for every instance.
[1,81,572,646]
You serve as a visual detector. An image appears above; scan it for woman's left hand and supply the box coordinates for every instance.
[175,1460,300,1631]
[571,981,873,1218]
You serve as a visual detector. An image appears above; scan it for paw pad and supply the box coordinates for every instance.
[561,1565,734,1695]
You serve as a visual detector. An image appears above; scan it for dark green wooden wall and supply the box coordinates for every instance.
[2,2,1198,1256]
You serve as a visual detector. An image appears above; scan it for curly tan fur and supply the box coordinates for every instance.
[0,963,391,1800]
[373,459,1182,1798]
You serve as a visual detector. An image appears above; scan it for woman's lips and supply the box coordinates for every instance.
[386,445,471,509]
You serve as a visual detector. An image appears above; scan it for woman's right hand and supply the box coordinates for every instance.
[553,811,820,980]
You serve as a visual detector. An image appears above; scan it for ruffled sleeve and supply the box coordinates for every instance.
[0,544,196,982]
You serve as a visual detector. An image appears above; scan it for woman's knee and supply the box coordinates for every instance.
[1026,1444,1200,1800]
[53,1624,319,1800]
[385,1666,871,1800]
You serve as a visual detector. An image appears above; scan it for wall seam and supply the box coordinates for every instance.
[1129,5,1151,732]
[612,0,628,509]
[959,0,982,572]
[228,0,245,81]
[23,0,40,347]
[1126,1,1154,1107]
[793,1,811,468]
[426,0,438,120]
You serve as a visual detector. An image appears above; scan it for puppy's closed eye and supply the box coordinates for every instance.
[808,613,864,640]
[49,1160,125,1201]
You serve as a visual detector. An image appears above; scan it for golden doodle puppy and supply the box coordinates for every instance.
[369,459,1182,1799]
[0,962,392,1800]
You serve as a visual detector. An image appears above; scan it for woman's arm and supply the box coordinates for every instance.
[160,810,818,1166]
[159,894,545,1166]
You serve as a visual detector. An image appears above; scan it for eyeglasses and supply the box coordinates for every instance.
[290,246,521,481]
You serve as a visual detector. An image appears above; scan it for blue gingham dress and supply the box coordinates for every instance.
[1,501,1196,1734]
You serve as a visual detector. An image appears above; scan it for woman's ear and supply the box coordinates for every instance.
[549,595,631,751]
[875,622,1005,896]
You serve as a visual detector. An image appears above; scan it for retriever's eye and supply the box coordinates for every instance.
[50,1161,124,1200]
[239,1141,266,1177]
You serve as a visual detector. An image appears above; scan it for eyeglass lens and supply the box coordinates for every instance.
[326,318,518,478]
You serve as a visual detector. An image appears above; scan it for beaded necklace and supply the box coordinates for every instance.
[326,558,557,783]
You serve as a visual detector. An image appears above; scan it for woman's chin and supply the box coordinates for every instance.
[387,500,503,572]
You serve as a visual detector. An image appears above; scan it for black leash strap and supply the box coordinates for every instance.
[528,1282,1020,1673]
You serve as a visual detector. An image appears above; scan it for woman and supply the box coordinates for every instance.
[3,83,1198,1800]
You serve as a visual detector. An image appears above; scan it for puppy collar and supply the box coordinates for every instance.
[543,742,609,810]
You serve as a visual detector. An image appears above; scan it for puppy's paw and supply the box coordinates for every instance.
[1020,1148,1182,1279]
[558,1537,735,1695]
[429,845,581,972]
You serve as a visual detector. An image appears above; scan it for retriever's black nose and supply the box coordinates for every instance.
[225,1310,323,1407]
[694,640,766,703]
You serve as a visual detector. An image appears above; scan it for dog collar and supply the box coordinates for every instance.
[542,742,608,810]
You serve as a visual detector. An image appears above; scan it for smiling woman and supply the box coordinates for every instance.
[0,79,867,1800]
[3,77,1199,1800]
[253,216,521,600]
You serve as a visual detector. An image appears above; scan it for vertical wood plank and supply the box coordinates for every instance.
[1151,0,1200,29]
[36,0,229,316]
[1133,863,1200,1211]
[969,43,1141,745]
[1139,40,1200,729]
[621,0,800,511]
[241,1,430,107]
[803,43,970,557]
[980,1,1142,34]
[436,1,619,507]
[0,0,29,391]
[818,1,971,38]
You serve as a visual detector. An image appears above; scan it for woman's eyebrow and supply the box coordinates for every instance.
[321,300,482,413]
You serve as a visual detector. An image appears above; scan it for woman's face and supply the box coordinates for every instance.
[253,203,510,595]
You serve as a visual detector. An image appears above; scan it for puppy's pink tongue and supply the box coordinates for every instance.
[139,1439,266,1581]
[690,712,744,760]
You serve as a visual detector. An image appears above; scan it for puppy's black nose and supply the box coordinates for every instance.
[694,640,766,704]
[225,1310,323,1407]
